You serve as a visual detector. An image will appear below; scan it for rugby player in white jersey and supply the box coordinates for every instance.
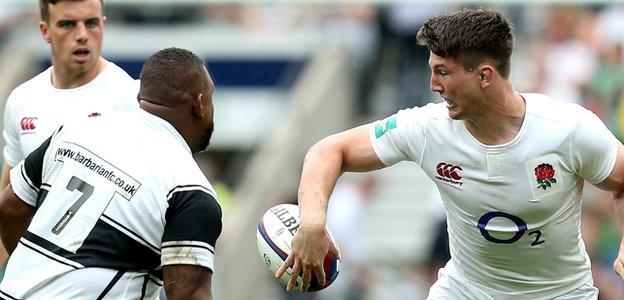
[0,0,138,270]
[0,47,221,299]
[277,8,624,299]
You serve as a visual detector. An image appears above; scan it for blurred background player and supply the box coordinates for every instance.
[279,8,624,299]
[0,0,138,273]
[1,0,138,185]
[0,47,221,299]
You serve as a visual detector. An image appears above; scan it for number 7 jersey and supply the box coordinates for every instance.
[369,93,619,299]
[0,110,222,300]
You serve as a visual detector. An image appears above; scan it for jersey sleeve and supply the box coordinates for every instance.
[368,106,428,166]
[3,91,24,167]
[569,109,619,184]
[161,186,222,272]
[9,133,54,207]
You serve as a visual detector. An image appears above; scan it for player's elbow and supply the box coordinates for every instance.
[305,135,346,169]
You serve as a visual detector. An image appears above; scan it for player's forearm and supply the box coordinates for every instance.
[614,191,624,235]
[0,186,35,254]
[163,265,213,300]
[298,137,345,229]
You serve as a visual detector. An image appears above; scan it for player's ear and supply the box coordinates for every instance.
[39,21,51,44]
[191,94,205,119]
[478,65,494,88]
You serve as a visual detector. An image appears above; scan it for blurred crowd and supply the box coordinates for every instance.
[2,2,624,299]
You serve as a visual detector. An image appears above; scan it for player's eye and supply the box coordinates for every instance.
[58,21,74,28]
[86,19,100,28]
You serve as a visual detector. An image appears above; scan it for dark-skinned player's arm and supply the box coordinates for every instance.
[163,265,213,300]
[0,184,35,254]
[276,124,386,292]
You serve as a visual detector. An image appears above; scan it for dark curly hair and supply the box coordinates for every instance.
[416,8,514,78]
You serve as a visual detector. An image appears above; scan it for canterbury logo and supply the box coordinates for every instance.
[20,117,37,131]
[436,162,463,180]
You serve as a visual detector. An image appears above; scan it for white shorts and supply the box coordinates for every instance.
[426,262,598,300]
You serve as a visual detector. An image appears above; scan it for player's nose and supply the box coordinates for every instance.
[75,22,88,43]
[430,75,443,93]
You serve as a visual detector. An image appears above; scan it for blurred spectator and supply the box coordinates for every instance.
[318,175,377,300]
[586,44,624,137]
[529,6,597,104]
[362,4,457,117]
[0,3,32,50]
[594,4,624,56]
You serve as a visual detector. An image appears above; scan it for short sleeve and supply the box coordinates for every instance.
[570,110,619,184]
[3,91,24,167]
[161,186,222,272]
[10,134,54,207]
[368,107,427,166]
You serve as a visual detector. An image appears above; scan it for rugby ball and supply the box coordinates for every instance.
[256,204,340,291]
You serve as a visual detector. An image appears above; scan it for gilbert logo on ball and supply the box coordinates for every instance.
[256,204,340,291]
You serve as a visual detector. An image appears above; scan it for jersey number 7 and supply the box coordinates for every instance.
[51,176,94,234]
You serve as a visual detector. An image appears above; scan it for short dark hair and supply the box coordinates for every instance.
[416,8,514,78]
[40,0,104,22]
[139,48,209,106]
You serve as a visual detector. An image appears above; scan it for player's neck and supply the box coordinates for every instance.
[463,89,526,146]
[51,57,108,89]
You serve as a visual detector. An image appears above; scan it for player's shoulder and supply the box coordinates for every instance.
[7,67,53,101]
[102,61,134,81]
[523,93,592,124]
[164,155,217,201]
[392,102,449,122]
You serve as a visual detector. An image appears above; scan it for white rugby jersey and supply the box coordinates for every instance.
[369,93,619,299]
[3,62,139,167]
[0,110,222,299]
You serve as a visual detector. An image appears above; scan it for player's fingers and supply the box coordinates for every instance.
[313,260,326,287]
[286,260,301,292]
[614,259,624,278]
[329,241,341,260]
[276,255,293,278]
[301,266,312,292]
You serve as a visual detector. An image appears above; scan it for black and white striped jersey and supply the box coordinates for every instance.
[0,110,222,300]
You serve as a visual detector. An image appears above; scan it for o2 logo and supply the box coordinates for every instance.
[477,212,545,246]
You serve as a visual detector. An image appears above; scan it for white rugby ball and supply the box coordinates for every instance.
[256,203,340,291]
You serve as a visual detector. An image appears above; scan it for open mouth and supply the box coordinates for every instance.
[443,97,454,107]
[73,48,90,59]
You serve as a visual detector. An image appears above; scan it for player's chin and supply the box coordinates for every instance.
[446,107,463,120]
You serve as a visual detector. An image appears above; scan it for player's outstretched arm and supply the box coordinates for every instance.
[596,143,624,278]
[163,264,213,300]
[0,184,35,254]
[276,124,385,292]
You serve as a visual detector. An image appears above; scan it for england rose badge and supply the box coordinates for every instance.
[535,163,556,190]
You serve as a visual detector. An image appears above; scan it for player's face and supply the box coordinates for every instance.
[40,0,105,78]
[428,52,483,120]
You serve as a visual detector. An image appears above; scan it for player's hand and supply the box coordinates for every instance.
[275,225,340,292]
[614,247,624,278]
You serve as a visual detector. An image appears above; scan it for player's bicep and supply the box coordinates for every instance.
[596,142,624,192]
[163,264,213,300]
[330,124,384,172]
[162,188,222,271]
